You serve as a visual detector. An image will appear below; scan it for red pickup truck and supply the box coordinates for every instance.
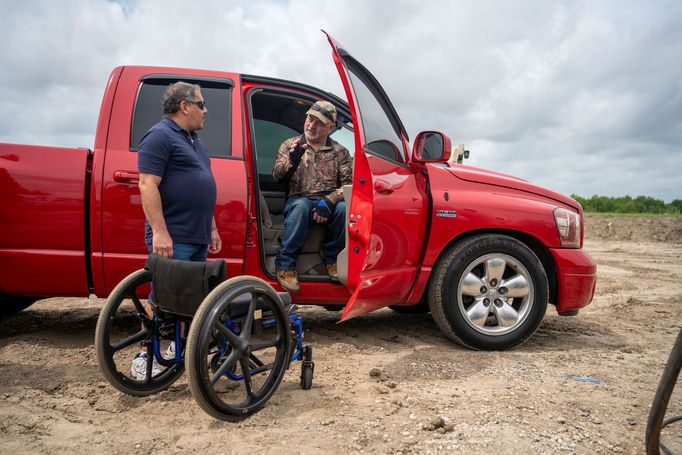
[0,34,596,349]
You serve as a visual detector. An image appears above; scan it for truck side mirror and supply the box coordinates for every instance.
[412,131,452,163]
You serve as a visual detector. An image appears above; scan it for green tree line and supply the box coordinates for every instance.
[571,194,682,214]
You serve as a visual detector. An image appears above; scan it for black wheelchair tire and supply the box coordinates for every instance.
[95,269,185,396]
[186,276,291,420]
[301,364,313,390]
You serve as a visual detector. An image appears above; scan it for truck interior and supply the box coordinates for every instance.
[247,89,355,285]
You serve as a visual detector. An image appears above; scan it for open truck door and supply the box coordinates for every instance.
[324,32,431,321]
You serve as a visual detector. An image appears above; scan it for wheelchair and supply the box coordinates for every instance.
[95,268,314,420]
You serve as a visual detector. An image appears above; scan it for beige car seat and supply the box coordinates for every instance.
[259,192,328,276]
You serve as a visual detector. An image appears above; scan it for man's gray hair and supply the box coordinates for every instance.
[162,81,202,114]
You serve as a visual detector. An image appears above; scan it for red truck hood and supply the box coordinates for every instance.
[445,164,580,211]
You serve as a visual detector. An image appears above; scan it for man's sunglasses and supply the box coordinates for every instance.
[186,99,206,110]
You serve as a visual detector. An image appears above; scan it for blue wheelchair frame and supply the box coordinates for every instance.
[150,309,306,375]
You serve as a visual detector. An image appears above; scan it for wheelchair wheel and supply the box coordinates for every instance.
[186,276,291,420]
[301,366,313,390]
[300,345,314,390]
[95,269,185,396]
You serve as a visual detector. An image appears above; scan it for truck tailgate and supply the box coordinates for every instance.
[0,143,90,296]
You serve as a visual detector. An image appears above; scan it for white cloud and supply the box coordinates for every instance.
[0,0,680,201]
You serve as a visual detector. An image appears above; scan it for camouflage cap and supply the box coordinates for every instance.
[306,100,337,125]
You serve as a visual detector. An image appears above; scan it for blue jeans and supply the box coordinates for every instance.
[146,241,208,261]
[275,197,346,270]
[146,242,208,304]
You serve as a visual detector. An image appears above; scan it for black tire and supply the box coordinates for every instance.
[428,234,548,350]
[95,269,185,396]
[389,300,430,314]
[645,327,682,454]
[0,296,38,317]
[322,304,344,312]
[185,276,291,420]
[301,364,313,390]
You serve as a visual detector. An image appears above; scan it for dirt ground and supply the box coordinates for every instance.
[1,214,681,454]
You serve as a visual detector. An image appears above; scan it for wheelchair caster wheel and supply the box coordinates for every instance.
[300,345,314,390]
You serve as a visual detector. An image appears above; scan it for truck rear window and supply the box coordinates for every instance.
[130,77,233,158]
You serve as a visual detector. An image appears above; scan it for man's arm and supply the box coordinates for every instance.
[209,217,222,254]
[138,173,173,258]
[272,137,306,182]
[312,147,352,224]
[272,139,293,182]
[325,147,353,205]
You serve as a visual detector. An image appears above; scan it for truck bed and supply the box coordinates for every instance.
[0,143,91,296]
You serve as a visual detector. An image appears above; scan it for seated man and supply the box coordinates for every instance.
[272,101,352,293]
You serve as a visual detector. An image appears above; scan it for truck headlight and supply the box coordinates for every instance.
[553,207,581,248]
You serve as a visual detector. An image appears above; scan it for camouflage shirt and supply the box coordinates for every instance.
[272,136,352,205]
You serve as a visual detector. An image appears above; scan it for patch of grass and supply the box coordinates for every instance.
[584,212,682,218]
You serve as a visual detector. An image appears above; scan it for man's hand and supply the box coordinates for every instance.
[152,229,173,258]
[209,229,222,254]
[312,198,332,224]
[140,172,174,257]
[289,138,308,163]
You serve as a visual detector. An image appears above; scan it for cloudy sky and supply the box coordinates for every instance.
[1,0,680,202]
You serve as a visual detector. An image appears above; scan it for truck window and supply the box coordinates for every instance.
[330,122,355,158]
[344,60,405,164]
[253,119,299,174]
[253,119,356,176]
[130,79,232,158]
[250,91,355,176]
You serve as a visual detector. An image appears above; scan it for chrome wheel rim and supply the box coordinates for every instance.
[456,253,534,336]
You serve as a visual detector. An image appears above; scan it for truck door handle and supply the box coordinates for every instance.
[113,170,140,184]
[374,179,394,195]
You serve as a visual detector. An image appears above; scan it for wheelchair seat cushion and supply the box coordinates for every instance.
[145,253,227,317]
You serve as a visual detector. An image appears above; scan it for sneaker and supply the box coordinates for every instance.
[164,341,176,360]
[130,352,161,380]
[325,263,339,281]
[276,268,300,293]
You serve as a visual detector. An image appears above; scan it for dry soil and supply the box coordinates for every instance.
[1,214,681,454]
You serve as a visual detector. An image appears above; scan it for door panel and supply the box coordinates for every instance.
[323,32,428,320]
[342,155,428,320]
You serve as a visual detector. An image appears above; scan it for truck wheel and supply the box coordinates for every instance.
[428,234,548,350]
[0,296,38,317]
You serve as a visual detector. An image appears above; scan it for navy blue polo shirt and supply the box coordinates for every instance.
[138,117,217,245]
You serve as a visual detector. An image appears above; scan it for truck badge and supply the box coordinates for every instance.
[436,210,457,218]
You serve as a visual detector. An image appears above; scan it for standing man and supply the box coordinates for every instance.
[272,101,352,293]
[138,81,221,262]
[132,81,221,379]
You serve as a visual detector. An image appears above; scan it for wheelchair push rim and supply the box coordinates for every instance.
[95,269,185,396]
[186,276,292,420]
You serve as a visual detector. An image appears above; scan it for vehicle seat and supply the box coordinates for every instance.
[259,192,328,276]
